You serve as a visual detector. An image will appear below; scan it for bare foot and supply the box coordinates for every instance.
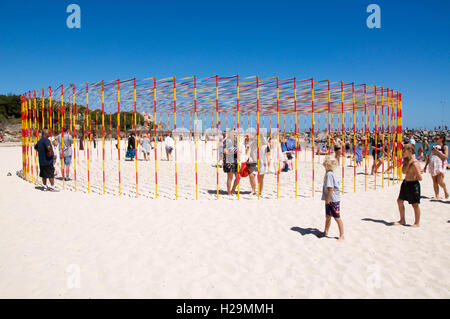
[337,237,345,242]
[318,232,328,238]
[411,223,420,228]
[393,220,406,226]
[445,192,449,199]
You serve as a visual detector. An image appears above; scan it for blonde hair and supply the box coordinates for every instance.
[323,156,338,171]
[403,143,416,154]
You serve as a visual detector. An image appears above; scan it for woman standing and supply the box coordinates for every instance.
[126,132,136,161]
[371,133,383,175]
[426,133,449,199]
[223,130,239,195]
[247,133,271,196]
[141,134,151,161]
[333,134,342,165]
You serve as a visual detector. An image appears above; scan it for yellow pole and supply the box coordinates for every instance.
[102,81,106,195]
[382,88,385,189]
[364,84,367,192]
[174,77,178,200]
[294,78,298,198]
[236,76,240,200]
[387,89,391,187]
[33,92,38,185]
[341,81,345,194]
[86,83,90,193]
[311,79,315,198]
[134,78,139,197]
[194,76,198,200]
[118,80,121,196]
[276,77,280,199]
[61,86,65,190]
[73,84,77,192]
[257,76,260,200]
[153,78,158,198]
[374,86,378,190]
[353,83,356,193]
[397,92,402,182]
[28,93,33,183]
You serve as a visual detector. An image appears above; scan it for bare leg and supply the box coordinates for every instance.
[258,175,265,195]
[432,175,439,199]
[321,215,331,237]
[249,174,256,195]
[320,215,331,237]
[375,159,382,174]
[335,217,344,241]
[227,172,233,195]
[395,199,406,225]
[436,174,449,199]
[49,178,55,187]
[231,173,239,194]
[411,203,421,227]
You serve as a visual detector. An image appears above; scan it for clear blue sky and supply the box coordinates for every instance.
[1,0,449,129]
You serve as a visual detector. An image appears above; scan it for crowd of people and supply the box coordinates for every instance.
[33,127,448,239]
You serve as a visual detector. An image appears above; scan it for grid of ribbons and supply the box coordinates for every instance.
[20,75,403,199]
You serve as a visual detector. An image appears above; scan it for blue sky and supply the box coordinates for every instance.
[1,0,449,128]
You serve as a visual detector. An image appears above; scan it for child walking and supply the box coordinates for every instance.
[320,156,344,242]
[396,144,422,227]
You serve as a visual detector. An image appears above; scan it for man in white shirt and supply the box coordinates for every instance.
[164,133,175,160]
[407,131,416,145]
[56,127,74,180]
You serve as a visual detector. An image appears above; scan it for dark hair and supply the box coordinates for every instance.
[436,133,446,144]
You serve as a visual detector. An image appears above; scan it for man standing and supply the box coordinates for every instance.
[406,131,416,145]
[164,132,174,161]
[34,129,57,191]
[56,127,74,180]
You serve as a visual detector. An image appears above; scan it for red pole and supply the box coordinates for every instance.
[117,79,122,196]
[256,75,260,199]
[153,78,158,198]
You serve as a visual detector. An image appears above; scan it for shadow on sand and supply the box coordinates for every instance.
[207,189,252,195]
[361,218,394,226]
[290,227,323,238]
[430,199,450,204]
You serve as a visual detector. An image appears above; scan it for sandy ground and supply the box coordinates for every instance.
[0,142,449,298]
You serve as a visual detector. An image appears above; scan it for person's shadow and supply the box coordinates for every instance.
[290,227,323,238]
[430,199,450,204]
[207,189,252,195]
[361,218,394,226]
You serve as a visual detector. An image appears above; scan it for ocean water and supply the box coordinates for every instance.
[415,142,450,163]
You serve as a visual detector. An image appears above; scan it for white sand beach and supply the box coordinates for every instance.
[0,143,449,298]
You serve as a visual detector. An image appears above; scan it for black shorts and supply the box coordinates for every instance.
[398,180,421,204]
[286,152,293,160]
[247,163,258,174]
[223,163,237,173]
[39,165,55,179]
